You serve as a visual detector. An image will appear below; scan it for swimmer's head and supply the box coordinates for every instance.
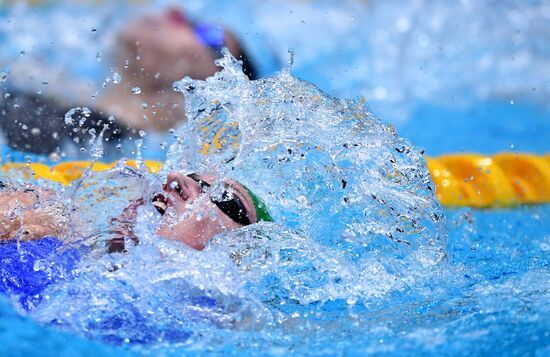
[154,172,272,250]
[115,8,257,84]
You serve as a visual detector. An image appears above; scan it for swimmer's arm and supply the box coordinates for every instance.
[0,188,67,241]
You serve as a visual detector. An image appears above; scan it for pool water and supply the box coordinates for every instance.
[0,1,549,356]
[1,205,548,355]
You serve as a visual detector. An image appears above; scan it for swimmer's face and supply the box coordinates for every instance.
[154,172,257,250]
[116,8,219,82]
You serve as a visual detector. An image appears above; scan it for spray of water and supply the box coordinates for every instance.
[20,51,447,347]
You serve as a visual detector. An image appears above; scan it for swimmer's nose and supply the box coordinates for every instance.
[164,172,202,203]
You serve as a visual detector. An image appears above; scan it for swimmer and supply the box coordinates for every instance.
[0,184,67,241]
[100,7,257,132]
[0,171,272,252]
[0,7,257,154]
[0,170,271,311]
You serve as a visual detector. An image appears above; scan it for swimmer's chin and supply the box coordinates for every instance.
[156,226,208,251]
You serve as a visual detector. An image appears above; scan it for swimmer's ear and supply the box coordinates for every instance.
[240,48,258,80]
[223,31,258,80]
[239,46,258,80]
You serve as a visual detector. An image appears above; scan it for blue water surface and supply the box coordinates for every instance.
[398,100,550,156]
[0,1,548,356]
[2,205,548,355]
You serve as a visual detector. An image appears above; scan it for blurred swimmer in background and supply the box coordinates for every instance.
[100,7,258,132]
[0,7,257,155]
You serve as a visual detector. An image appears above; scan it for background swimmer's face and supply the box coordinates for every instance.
[155,172,257,250]
[116,9,219,83]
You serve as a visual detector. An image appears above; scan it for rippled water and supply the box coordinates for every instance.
[4,52,439,346]
[0,52,547,355]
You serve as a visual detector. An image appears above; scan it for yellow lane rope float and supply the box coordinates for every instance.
[426,154,549,207]
[1,153,548,208]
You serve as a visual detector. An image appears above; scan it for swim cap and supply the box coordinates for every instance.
[243,186,273,223]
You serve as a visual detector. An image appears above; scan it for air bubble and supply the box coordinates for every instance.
[110,72,122,84]
[1,70,9,82]
[65,107,91,126]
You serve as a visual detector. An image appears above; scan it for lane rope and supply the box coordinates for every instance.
[1,153,548,207]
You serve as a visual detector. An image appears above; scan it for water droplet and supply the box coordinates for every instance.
[139,130,147,138]
[49,152,61,162]
[160,142,167,150]
[141,102,148,109]
[65,107,91,126]
[196,210,205,220]
[33,259,45,272]
[96,52,102,62]
[111,72,122,84]
[116,144,122,150]
[168,180,178,191]
[31,128,41,136]
[131,87,142,95]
